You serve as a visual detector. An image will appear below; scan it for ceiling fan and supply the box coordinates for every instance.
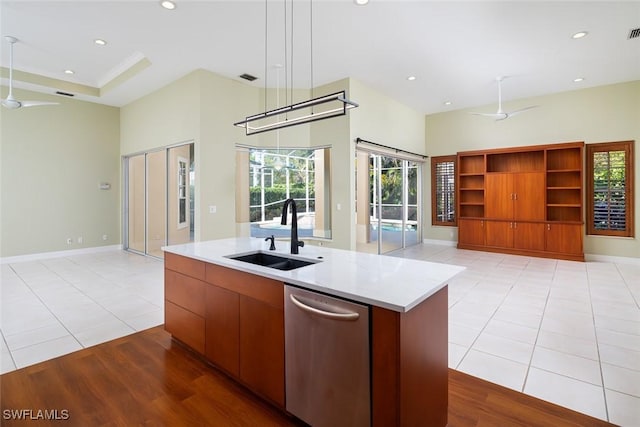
[2,36,59,110]
[469,76,538,121]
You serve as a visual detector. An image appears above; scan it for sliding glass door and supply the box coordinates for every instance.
[357,150,422,254]
[124,142,194,258]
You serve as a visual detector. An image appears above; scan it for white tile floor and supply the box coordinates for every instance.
[1,251,164,373]
[1,245,639,425]
[393,244,640,426]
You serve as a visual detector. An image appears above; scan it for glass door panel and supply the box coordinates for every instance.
[146,150,166,258]
[168,144,194,246]
[357,151,422,254]
[127,154,145,253]
[375,155,404,254]
[405,161,420,247]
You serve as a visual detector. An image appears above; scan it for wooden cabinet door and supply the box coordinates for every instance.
[546,223,583,255]
[514,222,545,251]
[165,301,205,354]
[239,296,285,407]
[458,219,485,246]
[485,220,513,248]
[514,172,545,221]
[205,285,239,376]
[485,174,512,219]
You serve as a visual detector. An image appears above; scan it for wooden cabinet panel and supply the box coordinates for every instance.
[546,223,583,256]
[165,253,206,281]
[206,264,283,309]
[458,219,484,246]
[165,270,206,316]
[514,222,545,251]
[165,301,205,354]
[485,221,513,248]
[372,286,448,427]
[485,174,512,219]
[205,285,239,377]
[239,295,285,407]
[514,173,545,221]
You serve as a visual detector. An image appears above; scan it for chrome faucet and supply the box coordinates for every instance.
[281,198,304,254]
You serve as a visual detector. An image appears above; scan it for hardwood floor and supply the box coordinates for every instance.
[1,327,614,427]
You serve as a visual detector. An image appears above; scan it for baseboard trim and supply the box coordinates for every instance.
[585,253,640,266]
[422,239,457,247]
[1,245,123,265]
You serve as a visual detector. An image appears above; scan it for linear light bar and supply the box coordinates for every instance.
[234,91,358,135]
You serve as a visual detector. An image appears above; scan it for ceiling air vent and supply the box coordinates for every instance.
[629,27,640,39]
[239,73,258,82]
[55,91,75,97]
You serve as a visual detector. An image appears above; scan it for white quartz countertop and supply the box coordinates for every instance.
[163,237,465,313]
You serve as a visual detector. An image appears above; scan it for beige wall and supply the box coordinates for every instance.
[425,80,640,259]
[349,78,427,250]
[5,69,635,261]
[0,88,120,257]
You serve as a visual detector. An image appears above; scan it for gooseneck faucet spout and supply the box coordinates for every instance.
[281,198,304,255]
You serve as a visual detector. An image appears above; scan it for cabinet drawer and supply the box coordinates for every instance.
[165,301,205,354]
[165,270,206,316]
[205,264,283,309]
[165,253,206,281]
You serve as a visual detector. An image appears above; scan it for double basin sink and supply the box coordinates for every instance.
[226,251,320,271]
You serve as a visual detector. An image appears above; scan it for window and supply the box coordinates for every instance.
[587,141,634,237]
[239,147,332,239]
[431,155,456,226]
[177,157,188,228]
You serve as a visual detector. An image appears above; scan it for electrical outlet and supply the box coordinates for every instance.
[209,205,217,214]
[66,238,73,245]
[77,237,83,244]
[102,234,108,241]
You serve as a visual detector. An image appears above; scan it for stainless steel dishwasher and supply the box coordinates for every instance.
[284,285,370,427]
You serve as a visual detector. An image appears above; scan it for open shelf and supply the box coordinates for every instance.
[547,147,582,170]
[460,205,484,218]
[459,155,485,174]
[487,151,544,173]
[547,206,582,222]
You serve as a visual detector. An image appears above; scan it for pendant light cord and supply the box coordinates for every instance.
[284,0,288,114]
[310,0,314,102]
[264,0,268,111]
[290,0,294,107]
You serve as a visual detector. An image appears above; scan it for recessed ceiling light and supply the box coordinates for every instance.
[572,31,588,39]
[444,101,452,106]
[94,39,107,46]
[354,0,369,5]
[407,76,416,81]
[574,77,585,82]
[64,69,74,75]
[160,1,176,10]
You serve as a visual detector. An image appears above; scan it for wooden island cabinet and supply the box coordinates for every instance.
[457,141,584,261]
[164,250,451,426]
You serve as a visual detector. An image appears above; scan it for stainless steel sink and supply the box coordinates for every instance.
[226,251,319,271]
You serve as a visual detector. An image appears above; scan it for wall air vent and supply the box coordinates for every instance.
[239,73,258,82]
[629,27,640,39]
[55,91,75,97]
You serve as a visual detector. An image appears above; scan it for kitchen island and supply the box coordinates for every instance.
[163,238,464,427]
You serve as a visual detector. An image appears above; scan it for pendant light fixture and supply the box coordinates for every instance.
[234,0,358,135]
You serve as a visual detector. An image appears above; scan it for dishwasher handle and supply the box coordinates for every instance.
[289,294,360,321]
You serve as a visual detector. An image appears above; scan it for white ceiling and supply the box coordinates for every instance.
[1,0,639,114]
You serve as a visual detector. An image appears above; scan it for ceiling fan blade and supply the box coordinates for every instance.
[20,101,60,108]
[469,111,508,120]
[506,105,539,117]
